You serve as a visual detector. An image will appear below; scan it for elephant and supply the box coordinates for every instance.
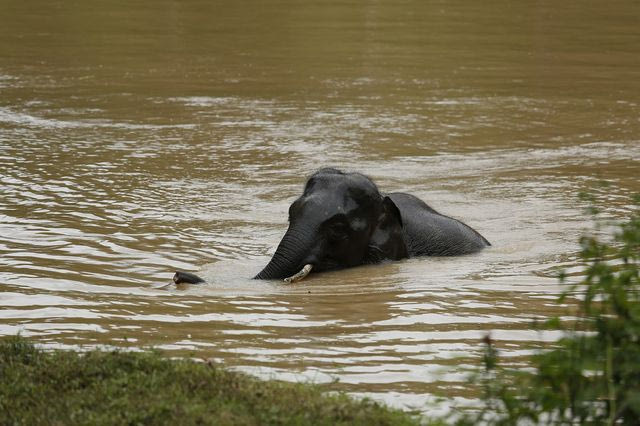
[173,168,490,284]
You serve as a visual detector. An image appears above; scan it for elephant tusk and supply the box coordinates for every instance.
[283,264,313,283]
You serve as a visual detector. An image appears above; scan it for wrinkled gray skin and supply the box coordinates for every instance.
[173,168,490,284]
[254,168,490,280]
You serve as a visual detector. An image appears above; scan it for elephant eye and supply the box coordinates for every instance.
[327,222,349,242]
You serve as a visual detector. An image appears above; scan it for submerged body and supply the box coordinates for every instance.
[387,192,490,257]
[174,168,489,284]
[174,168,491,284]
[254,169,490,281]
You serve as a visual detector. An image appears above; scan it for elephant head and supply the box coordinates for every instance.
[255,168,407,281]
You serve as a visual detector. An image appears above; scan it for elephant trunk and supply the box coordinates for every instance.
[254,226,314,280]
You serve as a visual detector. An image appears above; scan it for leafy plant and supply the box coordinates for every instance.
[457,201,640,425]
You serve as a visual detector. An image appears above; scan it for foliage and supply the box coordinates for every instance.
[456,203,640,425]
[0,336,424,426]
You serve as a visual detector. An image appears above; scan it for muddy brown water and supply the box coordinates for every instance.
[1,0,639,414]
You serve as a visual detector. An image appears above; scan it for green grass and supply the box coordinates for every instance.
[0,336,425,426]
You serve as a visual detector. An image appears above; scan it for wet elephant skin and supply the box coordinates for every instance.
[173,168,490,283]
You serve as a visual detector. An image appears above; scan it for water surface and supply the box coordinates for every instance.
[1,0,639,414]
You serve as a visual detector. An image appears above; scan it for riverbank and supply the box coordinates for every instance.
[0,336,430,426]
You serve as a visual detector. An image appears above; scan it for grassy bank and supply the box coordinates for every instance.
[0,336,423,426]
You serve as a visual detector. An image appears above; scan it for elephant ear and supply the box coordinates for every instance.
[382,196,403,228]
[366,196,407,263]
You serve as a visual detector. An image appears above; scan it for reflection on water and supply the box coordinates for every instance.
[1,0,639,414]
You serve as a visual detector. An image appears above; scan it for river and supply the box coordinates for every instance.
[1,0,639,415]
